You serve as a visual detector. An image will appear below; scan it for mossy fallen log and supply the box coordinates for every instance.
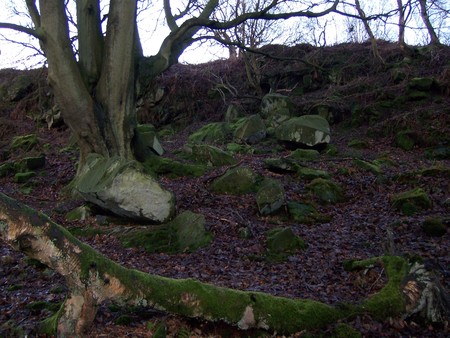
[0,193,447,337]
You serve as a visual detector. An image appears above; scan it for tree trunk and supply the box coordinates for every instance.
[397,0,407,49]
[1,193,448,337]
[418,0,440,45]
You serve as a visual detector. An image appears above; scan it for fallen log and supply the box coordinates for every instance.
[0,192,447,336]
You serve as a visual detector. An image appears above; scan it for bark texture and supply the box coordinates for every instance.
[1,193,448,337]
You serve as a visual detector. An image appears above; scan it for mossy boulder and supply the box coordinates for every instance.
[188,144,237,167]
[133,124,164,161]
[287,201,331,224]
[232,114,267,144]
[266,227,307,260]
[275,115,331,149]
[422,217,447,237]
[209,166,259,195]
[264,158,300,173]
[74,154,175,223]
[15,154,46,172]
[188,122,231,144]
[256,179,286,216]
[333,323,361,338]
[297,166,331,180]
[348,139,369,149]
[307,178,345,204]
[14,171,36,183]
[10,134,38,151]
[7,75,33,101]
[391,188,432,215]
[289,149,320,161]
[394,130,421,151]
[224,104,244,122]
[121,211,212,253]
[65,205,92,222]
[226,143,255,154]
[143,154,206,178]
[260,93,294,127]
[353,159,382,175]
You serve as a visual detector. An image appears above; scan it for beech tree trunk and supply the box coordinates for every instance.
[1,193,448,337]
[418,0,440,45]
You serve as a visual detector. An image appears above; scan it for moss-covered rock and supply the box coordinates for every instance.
[275,115,331,149]
[226,143,256,154]
[424,146,450,160]
[289,148,320,160]
[10,134,38,151]
[256,179,285,216]
[287,201,331,224]
[0,163,14,177]
[224,104,245,122]
[143,154,206,178]
[266,227,307,261]
[232,115,267,144]
[408,77,435,91]
[297,166,331,180]
[14,171,36,183]
[133,124,164,161]
[15,154,46,172]
[188,144,237,167]
[348,139,369,149]
[7,75,33,101]
[422,217,447,237]
[65,205,92,222]
[395,130,420,151]
[121,211,212,253]
[188,122,231,144]
[264,158,300,173]
[390,188,432,215]
[209,166,259,195]
[333,323,361,338]
[307,178,345,204]
[260,93,294,127]
[353,159,382,175]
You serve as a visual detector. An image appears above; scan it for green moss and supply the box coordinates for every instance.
[39,302,65,336]
[115,315,133,325]
[297,166,331,180]
[188,122,232,144]
[307,178,345,204]
[395,130,419,150]
[289,149,320,160]
[0,162,14,177]
[142,155,206,178]
[26,301,61,312]
[424,146,450,160]
[14,171,36,183]
[6,284,23,291]
[10,134,38,151]
[209,166,259,195]
[360,256,408,319]
[188,144,237,167]
[226,142,256,154]
[287,201,331,224]
[347,139,369,149]
[332,323,361,338]
[422,217,447,237]
[391,188,432,215]
[353,159,382,175]
[266,227,307,262]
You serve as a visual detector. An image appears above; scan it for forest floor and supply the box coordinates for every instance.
[0,111,448,337]
[1,41,449,337]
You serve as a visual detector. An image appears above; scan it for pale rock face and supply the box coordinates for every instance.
[275,115,331,148]
[74,154,175,223]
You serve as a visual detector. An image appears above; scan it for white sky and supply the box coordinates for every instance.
[0,1,448,69]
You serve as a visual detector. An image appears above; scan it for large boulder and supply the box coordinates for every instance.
[209,166,258,195]
[133,124,164,161]
[74,154,175,223]
[233,115,267,144]
[256,179,285,216]
[188,122,231,144]
[260,93,294,128]
[390,188,432,216]
[7,75,33,101]
[188,144,237,167]
[275,115,331,149]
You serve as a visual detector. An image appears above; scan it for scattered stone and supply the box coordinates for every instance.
[209,166,258,195]
[307,178,345,204]
[0,163,14,178]
[170,211,212,252]
[188,122,231,144]
[422,217,447,237]
[133,124,164,161]
[348,139,369,149]
[143,154,206,178]
[297,166,331,180]
[10,134,38,151]
[287,201,331,224]
[424,146,450,160]
[408,77,435,91]
[260,93,293,127]
[14,171,36,183]
[15,154,46,172]
[232,114,267,144]
[65,205,92,222]
[74,154,175,223]
[289,149,320,160]
[264,158,299,173]
[224,104,244,122]
[353,159,382,175]
[7,75,33,101]
[189,144,237,167]
[394,130,421,151]
[256,179,285,216]
[226,143,255,154]
[391,188,432,216]
[275,115,331,149]
[266,227,307,260]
